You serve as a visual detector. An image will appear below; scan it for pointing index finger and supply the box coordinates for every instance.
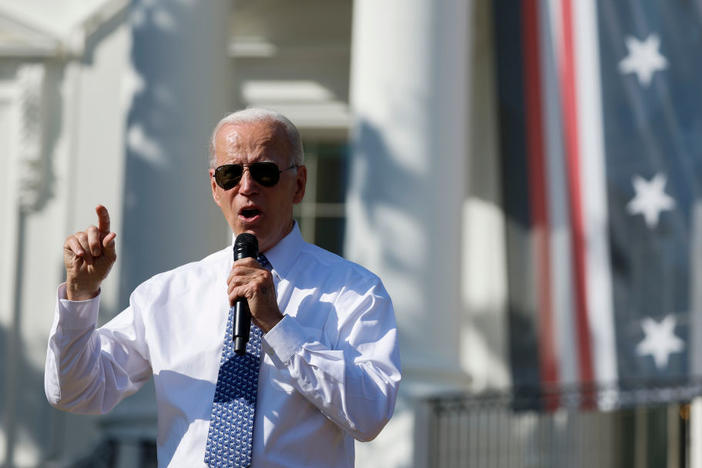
[96,205,111,234]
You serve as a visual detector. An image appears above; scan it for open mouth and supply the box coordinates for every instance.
[240,208,262,220]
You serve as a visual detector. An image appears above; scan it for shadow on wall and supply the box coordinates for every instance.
[349,118,435,364]
[350,118,428,273]
[119,0,227,308]
[352,105,512,385]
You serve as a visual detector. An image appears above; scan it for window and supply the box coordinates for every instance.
[294,141,348,256]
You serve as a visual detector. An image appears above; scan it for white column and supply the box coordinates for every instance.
[347,1,471,466]
[0,62,64,467]
[0,64,31,468]
[102,0,232,450]
[120,0,233,296]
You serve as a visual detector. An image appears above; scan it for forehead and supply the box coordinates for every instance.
[214,120,290,164]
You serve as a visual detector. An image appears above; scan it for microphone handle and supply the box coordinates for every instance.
[232,233,258,355]
[233,300,251,355]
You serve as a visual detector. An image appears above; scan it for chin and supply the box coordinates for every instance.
[234,225,267,243]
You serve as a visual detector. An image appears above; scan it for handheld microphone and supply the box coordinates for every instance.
[233,232,258,355]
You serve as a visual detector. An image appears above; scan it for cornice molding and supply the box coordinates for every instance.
[0,0,128,58]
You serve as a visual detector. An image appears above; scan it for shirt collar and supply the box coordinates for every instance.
[229,221,303,279]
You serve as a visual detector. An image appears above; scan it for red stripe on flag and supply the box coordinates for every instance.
[560,0,595,395]
[522,0,559,405]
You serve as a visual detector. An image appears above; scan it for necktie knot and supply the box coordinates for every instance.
[256,254,272,271]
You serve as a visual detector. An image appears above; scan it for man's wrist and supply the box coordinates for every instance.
[66,281,100,301]
[259,312,283,334]
[262,315,307,366]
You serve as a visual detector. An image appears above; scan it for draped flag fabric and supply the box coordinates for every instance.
[495,0,702,408]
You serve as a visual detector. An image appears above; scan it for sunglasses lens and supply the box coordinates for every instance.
[215,164,243,190]
[250,162,280,187]
[214,162,285,189]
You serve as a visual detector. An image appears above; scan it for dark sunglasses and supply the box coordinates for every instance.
[213,162,298,190]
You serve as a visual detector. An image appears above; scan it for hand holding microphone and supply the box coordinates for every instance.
[228,233,283,354]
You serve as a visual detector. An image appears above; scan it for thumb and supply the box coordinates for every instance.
[102,232,117,259]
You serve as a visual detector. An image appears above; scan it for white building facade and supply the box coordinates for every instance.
[0,0,514,466]
[4,1,694,467]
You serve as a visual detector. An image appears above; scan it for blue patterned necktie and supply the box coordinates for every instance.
[204,254,272,467]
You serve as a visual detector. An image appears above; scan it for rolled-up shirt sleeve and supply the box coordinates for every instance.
[44,283,152,414]
[262,280,401,442]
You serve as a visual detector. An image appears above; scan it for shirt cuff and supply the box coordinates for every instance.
[262,315,308,366]
[56,283,101,330]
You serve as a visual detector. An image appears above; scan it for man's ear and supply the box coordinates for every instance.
[293,165,307,204]
[210,170,222,207]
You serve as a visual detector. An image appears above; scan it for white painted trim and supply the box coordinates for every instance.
[0,0,128,57]
[0,4,62,41]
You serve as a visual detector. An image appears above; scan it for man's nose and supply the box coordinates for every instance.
[239,168,257,193]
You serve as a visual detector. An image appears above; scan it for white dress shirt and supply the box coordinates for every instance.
[45,224,401,467]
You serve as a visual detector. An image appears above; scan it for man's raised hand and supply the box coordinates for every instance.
[63,205,117,300]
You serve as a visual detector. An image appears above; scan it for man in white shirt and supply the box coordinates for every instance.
[45,108,401,467]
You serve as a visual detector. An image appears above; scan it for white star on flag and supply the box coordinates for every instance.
[636,315,684,369]
[626,173,675,228]
[618,34,668,87]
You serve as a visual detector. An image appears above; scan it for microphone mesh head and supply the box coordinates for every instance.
[234,233,258,260]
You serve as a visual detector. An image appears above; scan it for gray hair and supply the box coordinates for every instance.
[208,108,304,168]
